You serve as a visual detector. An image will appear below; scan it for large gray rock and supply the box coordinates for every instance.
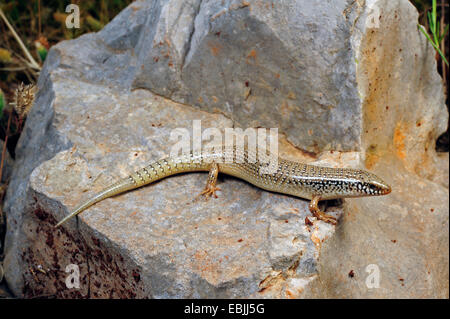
[131,0,362,152]
[4,78,343,298]
[305,156,449,298]
[3,0,448,298]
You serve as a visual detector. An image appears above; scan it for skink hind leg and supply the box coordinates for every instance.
[200,163,221,198]
[309,195,337,225]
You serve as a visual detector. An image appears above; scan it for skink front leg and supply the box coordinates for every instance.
[309,195,337,225]
[200,163,221,198]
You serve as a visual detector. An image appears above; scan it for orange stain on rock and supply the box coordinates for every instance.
[192,250,221,283]
[287,91,296,100]
[208,42,222,56]
[365,144,379,170]
[393,122,407,160]
[246,49,257,64]
[285,289,295,299]
[310,227,322,249]
[365,154,379,170]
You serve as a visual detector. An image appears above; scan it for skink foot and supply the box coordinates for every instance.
[199,163,221,199]
[309,196,337,225]
[200,185,221,198]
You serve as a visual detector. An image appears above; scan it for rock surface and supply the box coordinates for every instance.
[3,0,448,298]
[5,81,344,298]
[131,0,362,152]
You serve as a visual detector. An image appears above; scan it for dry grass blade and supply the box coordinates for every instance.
[0,7,41,71]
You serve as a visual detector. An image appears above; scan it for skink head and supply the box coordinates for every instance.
[351,170,391,197]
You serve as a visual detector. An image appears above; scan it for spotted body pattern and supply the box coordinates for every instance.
[56,146,391,227]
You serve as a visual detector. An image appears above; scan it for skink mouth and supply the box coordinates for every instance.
[383,185,392,195]
[371,181,392,195]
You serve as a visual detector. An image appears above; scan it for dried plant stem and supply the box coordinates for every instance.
[38,0,42,37]
[0,66,29,71]
[0,110,12,184]
[0,8,41,70]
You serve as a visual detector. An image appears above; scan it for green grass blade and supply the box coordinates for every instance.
[435,20,440,45]
[419,24,449,66]
[419,24,434,44]
[432,0,437,30]
[428,11,434,34]
[436,46,449,66]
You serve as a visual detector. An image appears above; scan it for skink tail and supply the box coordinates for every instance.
[56,156,211,227]
[55,177,135,227]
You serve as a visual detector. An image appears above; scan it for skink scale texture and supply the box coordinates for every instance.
[56,146,391,227]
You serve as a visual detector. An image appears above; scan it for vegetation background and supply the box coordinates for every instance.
[0,0,448,298]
